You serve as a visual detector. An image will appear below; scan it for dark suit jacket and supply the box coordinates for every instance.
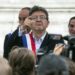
[4,31,64,59]
[4,33,11,51]
[3,28,19,58]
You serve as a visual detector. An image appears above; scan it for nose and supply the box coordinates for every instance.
[71,26,75,32]
[36,16,41,21]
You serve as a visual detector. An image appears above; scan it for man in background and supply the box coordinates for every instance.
[4,7,31,59]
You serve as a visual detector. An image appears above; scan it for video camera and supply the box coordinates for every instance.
[63,35,75,49]
[62,35,75,59]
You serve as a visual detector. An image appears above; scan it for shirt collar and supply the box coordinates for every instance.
[18,27,22,36]
[32,31,47,41]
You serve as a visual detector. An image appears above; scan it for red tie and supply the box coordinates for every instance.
[29,33,36,56]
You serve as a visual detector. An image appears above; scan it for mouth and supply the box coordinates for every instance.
[36,22,42,26]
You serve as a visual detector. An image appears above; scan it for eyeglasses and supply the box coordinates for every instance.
[19,17,26,21]
[69,24,75,28]
[30,15,47,20]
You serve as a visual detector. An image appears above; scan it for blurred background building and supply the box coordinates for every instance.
[0,0,75,56]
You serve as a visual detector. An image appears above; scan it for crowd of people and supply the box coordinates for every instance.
[1,5,75,75]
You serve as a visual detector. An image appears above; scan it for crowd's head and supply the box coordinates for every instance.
[9,47,35,75]
[37,54,75,75]
[65,57,75,75]
[0,57,12,75]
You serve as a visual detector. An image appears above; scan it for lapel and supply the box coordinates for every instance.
[11,28,23,46]
[40,33,50,48]
[40,33,53,54]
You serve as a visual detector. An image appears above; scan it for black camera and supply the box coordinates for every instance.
[63,36,75,60]
[68,36,75,46]
[63,36,75,49]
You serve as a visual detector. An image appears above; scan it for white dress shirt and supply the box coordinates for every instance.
[32,32,47,53]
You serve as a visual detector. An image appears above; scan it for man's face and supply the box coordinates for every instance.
[30,11,49,32]
[19,9,30,25]
[69,19,75,36]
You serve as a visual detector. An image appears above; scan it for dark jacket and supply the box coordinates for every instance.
[3,28,19,58]
[4,31,64,59]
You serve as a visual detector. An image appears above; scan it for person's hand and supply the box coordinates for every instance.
[24,16,32,27]
[53,44,64,55]
[24,16,35,28]
[19,16,33,34]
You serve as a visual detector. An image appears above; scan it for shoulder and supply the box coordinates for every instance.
[5,33,11,39]
[12,28,19,35]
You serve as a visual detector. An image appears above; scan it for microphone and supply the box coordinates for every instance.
[63,35,75,41]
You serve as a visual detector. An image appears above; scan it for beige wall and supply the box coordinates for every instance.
[0,0,75,56]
